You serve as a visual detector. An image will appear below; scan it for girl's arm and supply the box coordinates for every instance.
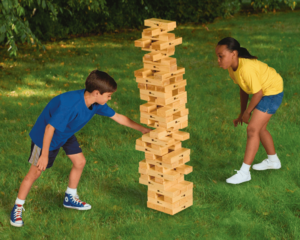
[110,113,151,134]
[240,87,249,114]
[245,89,263,114]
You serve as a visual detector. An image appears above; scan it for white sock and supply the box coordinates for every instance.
[15,198,25,205]
[240,163,251,174]
[66,187,77,196]
[268,153,279,162]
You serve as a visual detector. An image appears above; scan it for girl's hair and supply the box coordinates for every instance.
[217,37,257,59]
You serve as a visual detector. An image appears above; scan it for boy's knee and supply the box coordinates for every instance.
[74,157,86,169]
[26,167,42,181]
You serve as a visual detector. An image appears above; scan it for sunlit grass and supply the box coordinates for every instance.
[0,10,300,240]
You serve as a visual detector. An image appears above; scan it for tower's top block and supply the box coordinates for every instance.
[144,18,176,31]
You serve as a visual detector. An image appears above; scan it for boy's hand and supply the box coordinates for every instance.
[36,155,49,171]
[141,127,151,134]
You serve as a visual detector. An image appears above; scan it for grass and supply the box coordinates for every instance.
[0,10,300,240]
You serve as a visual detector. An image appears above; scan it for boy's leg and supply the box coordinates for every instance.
[67,152,86,189]
[11,164,42,227]
[17,164,42,200]
[63,152,91,210]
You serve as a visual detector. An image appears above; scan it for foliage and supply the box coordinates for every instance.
[0,0,297,56]
[251,0,297,12]
[0,10,300,240]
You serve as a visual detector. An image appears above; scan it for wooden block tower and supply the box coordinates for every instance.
[134,18,193,215]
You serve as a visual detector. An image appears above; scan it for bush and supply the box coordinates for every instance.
[0,0,297,56]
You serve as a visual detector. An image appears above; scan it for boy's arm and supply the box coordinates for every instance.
[36,124,55,171]
[110,113,151,134]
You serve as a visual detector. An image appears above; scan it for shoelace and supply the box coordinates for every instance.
[14,205,25,219]
[72,195,83,205]
[263,159,270,164]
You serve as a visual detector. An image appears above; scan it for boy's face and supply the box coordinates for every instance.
[215,45,237,70]
[94,91,114,105]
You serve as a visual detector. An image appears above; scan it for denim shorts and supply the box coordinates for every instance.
[28,135,82,169]
[255,92,284,114]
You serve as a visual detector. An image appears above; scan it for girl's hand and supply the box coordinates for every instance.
[242,111,251,124]
[233,114,243,127]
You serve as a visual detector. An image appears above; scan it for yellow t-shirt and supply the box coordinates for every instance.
[228,58,283,96]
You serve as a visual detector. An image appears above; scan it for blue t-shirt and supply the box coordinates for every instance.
[29,89,115,150]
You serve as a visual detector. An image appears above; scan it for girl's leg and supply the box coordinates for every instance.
[259,121,276,155]
[226,109,273,184]
[17,164,42,200]
[243,109,273,165]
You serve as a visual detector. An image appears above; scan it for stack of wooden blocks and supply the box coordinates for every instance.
[134,18,193,215]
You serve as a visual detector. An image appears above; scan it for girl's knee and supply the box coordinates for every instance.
[247,125,259,137]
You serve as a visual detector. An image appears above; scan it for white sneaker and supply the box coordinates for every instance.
[252,159,281,170]
[226,170,251,184]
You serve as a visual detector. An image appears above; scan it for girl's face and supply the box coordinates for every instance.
[215,45,238,70]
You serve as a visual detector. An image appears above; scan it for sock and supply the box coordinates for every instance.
[268,153,279,162]
[66,187,77,196]
[240,163,251,174]
[15,198,25,205]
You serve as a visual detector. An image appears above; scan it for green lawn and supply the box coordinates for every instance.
[0,10,300,240]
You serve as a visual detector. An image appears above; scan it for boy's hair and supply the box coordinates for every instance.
[85,70,117,94]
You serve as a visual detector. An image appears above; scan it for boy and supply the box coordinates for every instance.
[10,70,151,227]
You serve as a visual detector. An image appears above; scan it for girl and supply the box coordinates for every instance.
[215,37,284,184]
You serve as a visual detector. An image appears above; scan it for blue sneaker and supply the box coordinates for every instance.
[63,193,91,210]
[10,204,25,227]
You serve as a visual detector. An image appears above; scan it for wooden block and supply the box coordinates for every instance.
[154,67,185,80]
[134,68,153,78]
[180,120,188,129]
[143,57,177,67]
[152,37,182,51]
[140,88,173,99]
[139,176,177,190]
[140,103,157,113]
[144,51,174,62]
[136,139,169,156]
[142,33,175,41]
[142,46,175,55]
[154,92,187,107]
[144,18,176,31]
[144,63,177,72]
[139,166,181,182]
[145,155,190,169]
[154,115,188,129]
[174,164,193,175]
[149,128,170,139]
[157,104,186,117]
[139,159,149,170]
[136,76,170,87]
[142,28,162,37]
[147,201,158,211]
[141,111,173,123]
[168,142,182,151]
[172,131,190,141]
[164,198,193,215]
[142,133,175,147]
[134,38,152,48]
[163,189,193,204]
[162,148,191,164]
